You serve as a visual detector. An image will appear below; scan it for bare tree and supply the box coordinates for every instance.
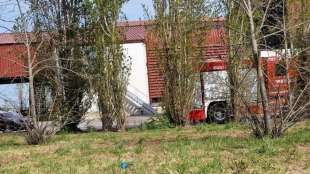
[223,0,310,137]
[13,0,55,144]
[270,0,310,137]
[27,0,93,131]
[220,0,250,121]
[9,0,93,144]
[243,0,273,134]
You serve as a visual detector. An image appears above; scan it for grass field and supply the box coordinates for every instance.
[0,120,309,174]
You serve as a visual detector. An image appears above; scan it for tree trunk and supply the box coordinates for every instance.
[26,43,37,119]
[28,61,36,120]
[18,83,24,114]
[53,48,65,99]
[247,0,272,135]
[230,74,241,121]
[283,0,294,107]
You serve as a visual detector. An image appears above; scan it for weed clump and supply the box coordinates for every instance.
[141,115,173,130]
[25,128,54,145]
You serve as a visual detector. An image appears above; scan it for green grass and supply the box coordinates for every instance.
[0,120,309,174]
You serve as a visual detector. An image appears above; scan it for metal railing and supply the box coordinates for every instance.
[126,86,155,115]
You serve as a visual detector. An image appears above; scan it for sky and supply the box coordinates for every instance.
[123,0,154,20]
[0,0,154,33]
[0,84,29,110]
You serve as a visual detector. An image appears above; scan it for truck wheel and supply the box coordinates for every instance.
[207,102,227,124]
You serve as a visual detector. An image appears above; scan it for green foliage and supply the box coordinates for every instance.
[141,115,174,130]
[110,140,128,156]
[0,138,21,152]
[91,0,130,131]
[197,158,223,174]
[55,147,71,156]
[152,0,208,125]
[255,143,278,156]
[137,137,145,145]
[133,145,144,154]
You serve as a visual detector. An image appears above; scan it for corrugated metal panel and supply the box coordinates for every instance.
[145,25,228,103]
[120,25,146,42]
[0,33,36,45]
[0,44,27,79]
[146,48,165,102]
[118,20,150,43]
[0,33,21,45]
[0,22,147,45]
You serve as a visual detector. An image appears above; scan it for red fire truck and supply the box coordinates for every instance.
[188,51,297,123]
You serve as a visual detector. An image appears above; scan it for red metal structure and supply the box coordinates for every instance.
[145,19,227,103]
[0,21,296,122]
[0,33,28,83]
[0,22,150,83]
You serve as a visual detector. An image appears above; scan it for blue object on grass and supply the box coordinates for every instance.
[120,160,128,169]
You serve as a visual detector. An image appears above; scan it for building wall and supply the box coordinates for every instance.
[123,43,150,104]
[145,46,165,104]
[0,42,151,112]
[87,42,150,113]
[0,44,27,80]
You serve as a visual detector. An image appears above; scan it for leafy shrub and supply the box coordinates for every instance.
[141,115,173,130]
